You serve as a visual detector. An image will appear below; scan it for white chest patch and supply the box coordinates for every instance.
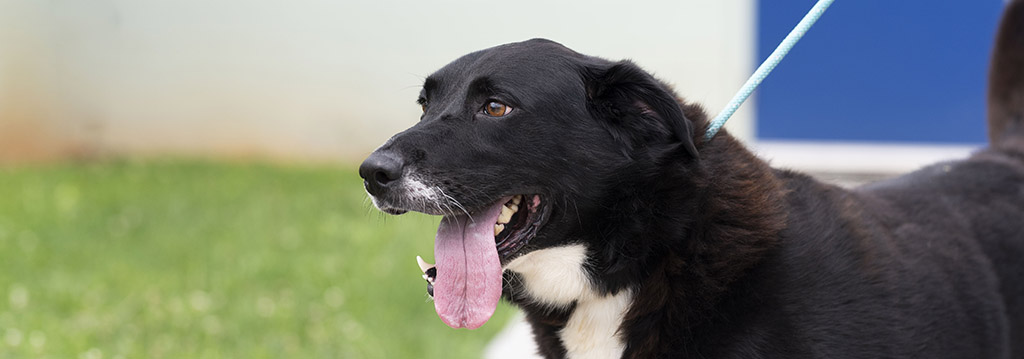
[561,289,632,359]
[503,244,632,359]
[503,244,594,307]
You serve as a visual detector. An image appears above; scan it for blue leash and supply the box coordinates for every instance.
[704,0,836,140]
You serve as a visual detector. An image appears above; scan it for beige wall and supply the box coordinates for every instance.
[0,0,755,163]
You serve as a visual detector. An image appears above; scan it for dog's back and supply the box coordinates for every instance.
[846,1,1024,355]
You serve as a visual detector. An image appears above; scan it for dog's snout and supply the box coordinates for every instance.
[359,151,405,195]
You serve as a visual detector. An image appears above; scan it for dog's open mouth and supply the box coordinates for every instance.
[415,194,548,329]
[496,195,547,258]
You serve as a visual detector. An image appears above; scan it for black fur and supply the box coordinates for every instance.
[360,3,1024,357]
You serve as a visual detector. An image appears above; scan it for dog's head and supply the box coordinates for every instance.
[359,38,700,328]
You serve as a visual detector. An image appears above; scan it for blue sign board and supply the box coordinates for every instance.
[756,1,1004,144]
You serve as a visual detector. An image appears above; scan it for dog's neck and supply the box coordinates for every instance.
[615,105,787,355]
[594,103,788,297]
[510,104,788,358]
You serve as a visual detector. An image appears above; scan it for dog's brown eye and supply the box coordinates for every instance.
[421,104,427,113]
[483,101,512,117]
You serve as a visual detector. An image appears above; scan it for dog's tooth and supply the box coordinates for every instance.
[498,206,514,224]
[494,223,505,236]
[512,195,522,205]
[416,256,434,273]
[503,202,519,215]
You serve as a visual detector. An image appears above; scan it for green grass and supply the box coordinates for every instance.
[0,159,516,358]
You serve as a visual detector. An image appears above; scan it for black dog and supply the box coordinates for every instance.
[360,2,1024,357]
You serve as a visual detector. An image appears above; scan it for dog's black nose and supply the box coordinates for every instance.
[359,151,404,195]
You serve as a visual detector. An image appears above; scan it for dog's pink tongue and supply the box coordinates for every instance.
[433,201,505,329]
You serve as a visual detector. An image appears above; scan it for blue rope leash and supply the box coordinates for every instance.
[704,0,836,140]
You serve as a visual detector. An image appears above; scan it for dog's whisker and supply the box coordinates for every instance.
[442,201,459,218]
[432,189,456,217]
[438,188,472,219]
[433,200,445,216]
[435,197,454,217]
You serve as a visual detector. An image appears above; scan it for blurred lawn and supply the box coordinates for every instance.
[0,159,515,358]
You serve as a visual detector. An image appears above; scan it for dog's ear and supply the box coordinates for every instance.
[585,60,699,159]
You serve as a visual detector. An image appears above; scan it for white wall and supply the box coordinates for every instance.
[0,0,755,162]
